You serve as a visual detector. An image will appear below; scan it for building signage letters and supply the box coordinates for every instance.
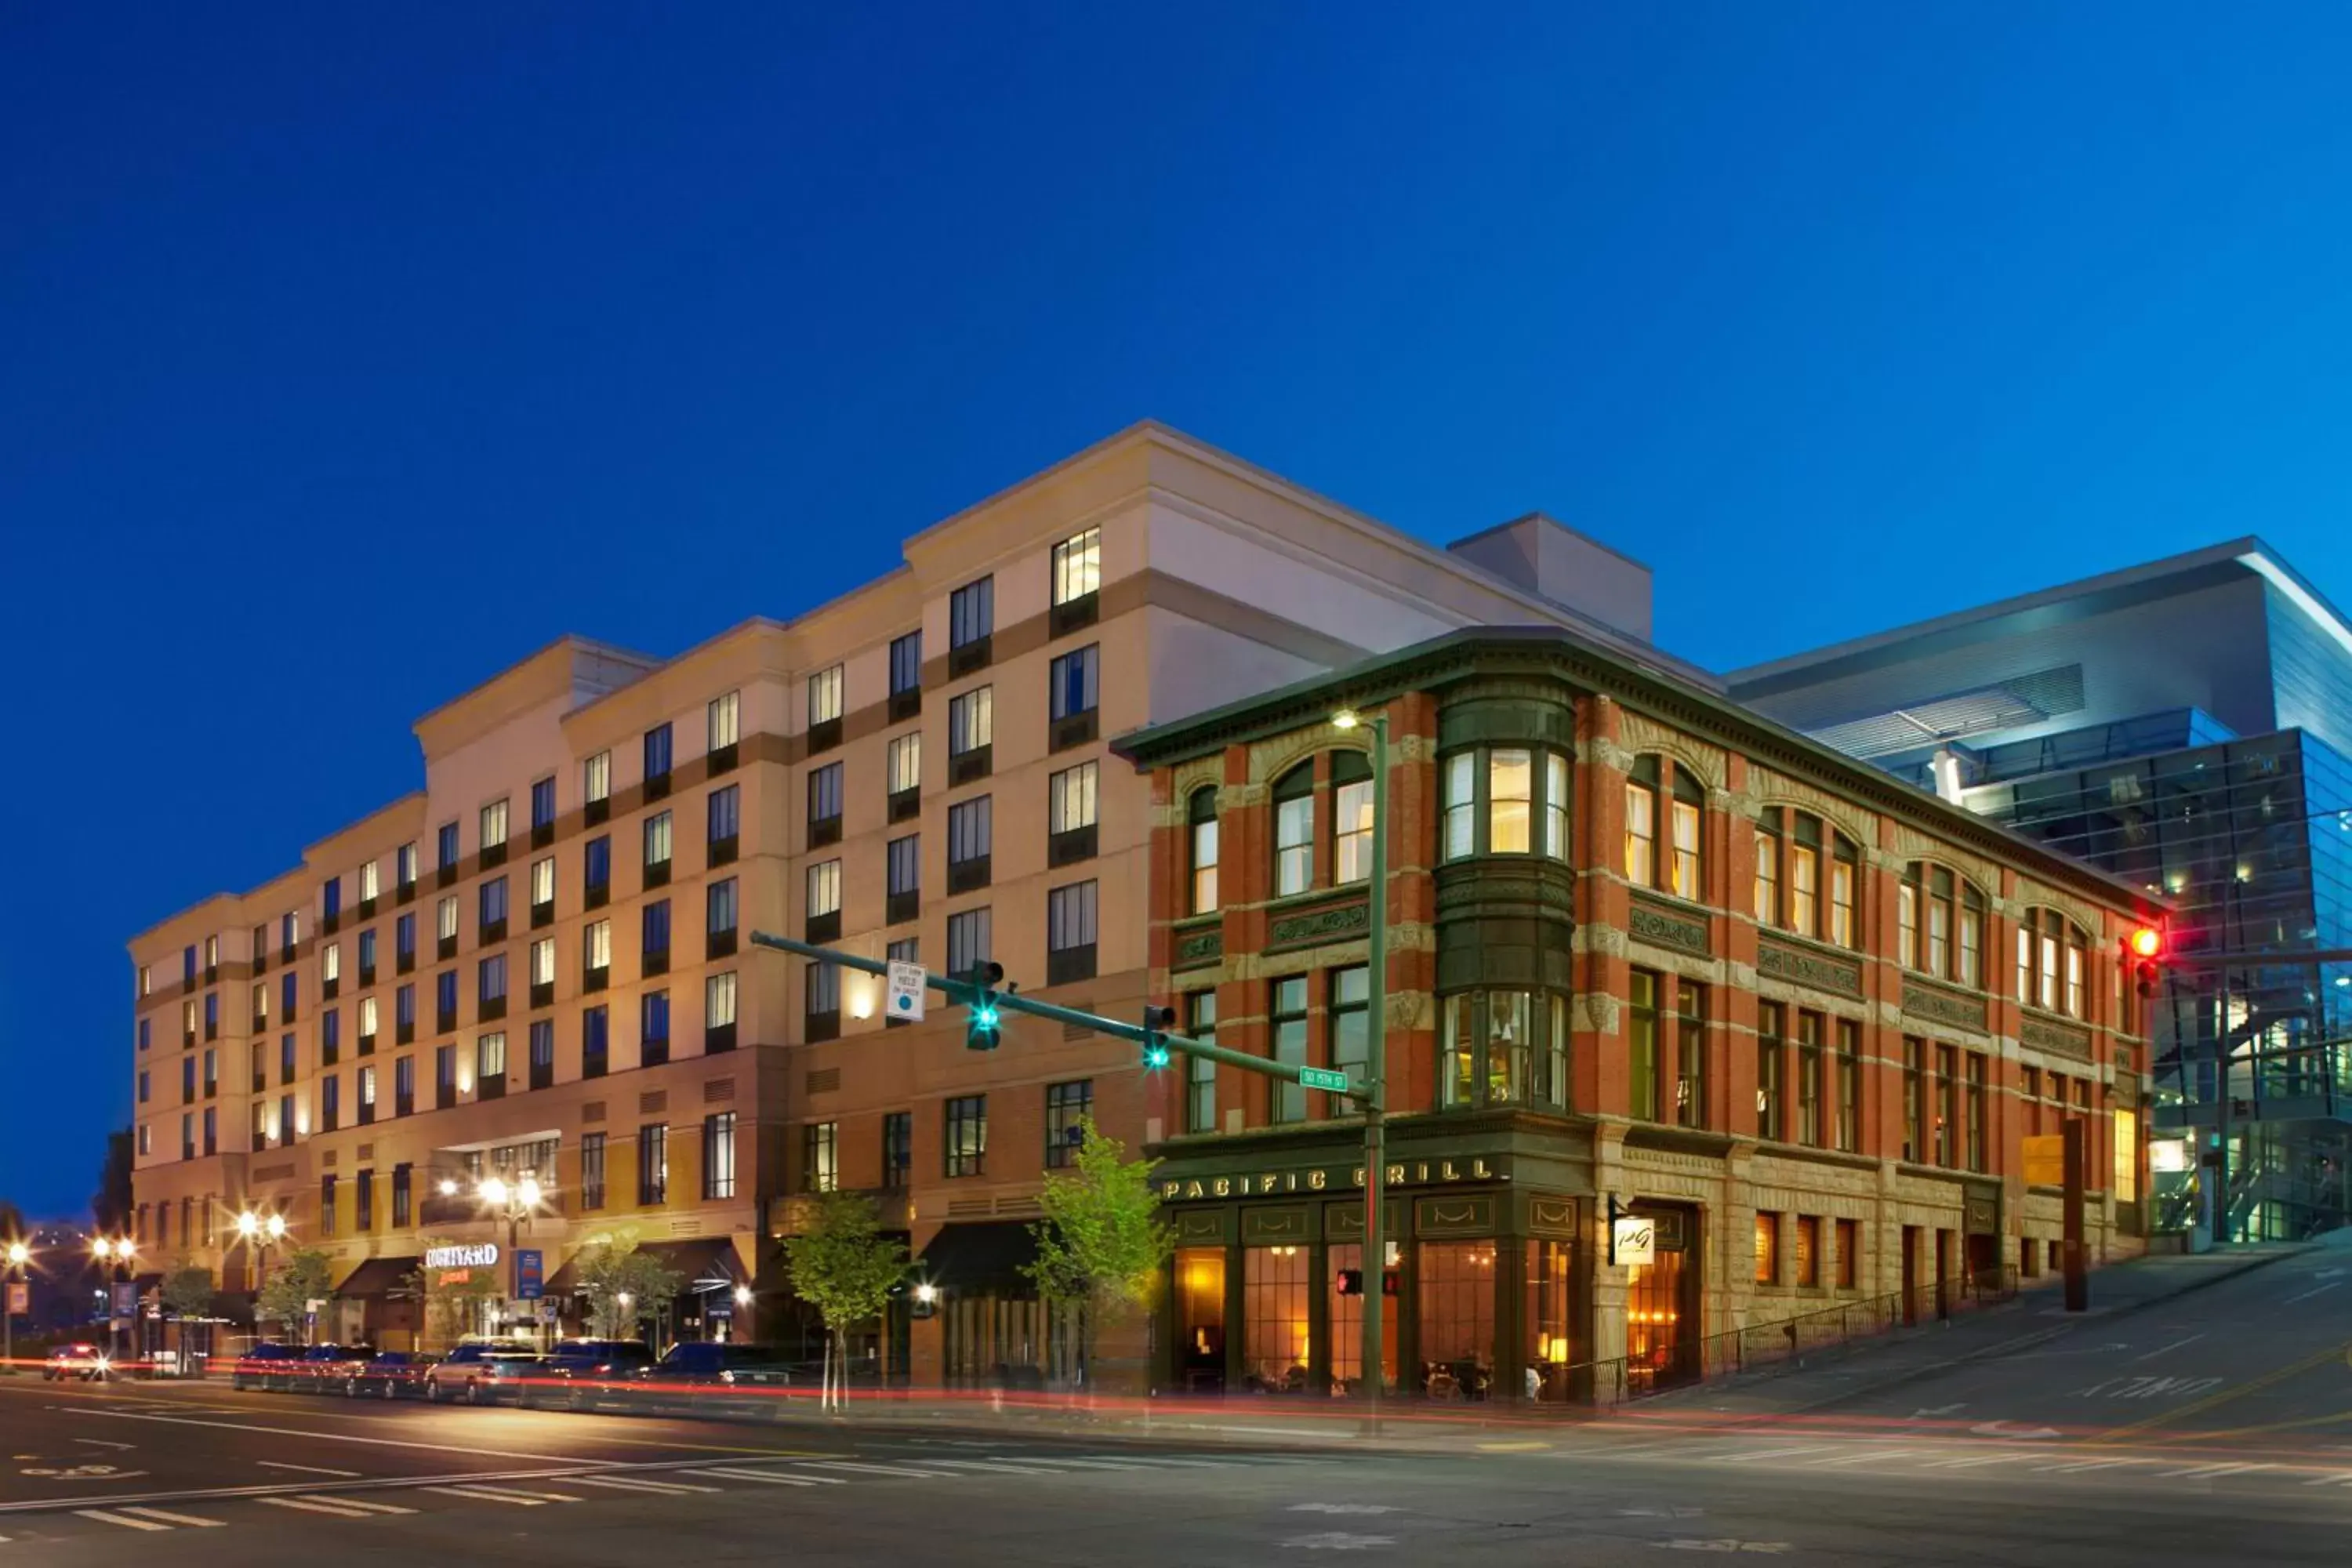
[425,1243,499,1271]
[1612,1215,1657,1267]
[1160,1156,1501,1202]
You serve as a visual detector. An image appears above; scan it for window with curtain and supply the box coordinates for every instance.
[2016,908,2089,1017]
[1189,788,1220,913]
[1440,990,1568,1110]
[1627,756,1704,899]
[1331,751,1374,884]
[1439,746,1570,862]
[1758,808,1859,946]
[1272,764,1314,896]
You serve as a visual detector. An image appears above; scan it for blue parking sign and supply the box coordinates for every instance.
[514,1248,544,1301]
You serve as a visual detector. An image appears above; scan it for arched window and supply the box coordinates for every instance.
[1272,763,1315,897]
[1756,808,1860,946]
[1331,750,1374,885]
[2017,908,2089,1017]
[1899,862,1987,986]
[1187,787,1220,915]
[1439,746,1572,862]
[1626,757,1704,901]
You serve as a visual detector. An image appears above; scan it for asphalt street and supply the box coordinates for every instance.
[2,1247,2348,1568]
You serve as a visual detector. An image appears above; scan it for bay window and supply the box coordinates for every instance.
[1438,745,1572,862]
[1439,989,1569,1110]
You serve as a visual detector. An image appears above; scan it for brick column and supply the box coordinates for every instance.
[1579,696,1629,1116]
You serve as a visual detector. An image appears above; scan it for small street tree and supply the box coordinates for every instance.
[256,1247,335,1345]
[572,1230,684,1340]
[160,1258,216,1321]
[783,1192,908,1413]
[1026,1117,1174,1396]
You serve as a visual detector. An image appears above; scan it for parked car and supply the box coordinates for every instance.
[346,1350,438,1399]
[43,1343,112,1381]
[423,1341,542,1405]
[637,1341,797,1394]
[230,1342,305,1392]
[524,1339,658,1409]
[293,1343,372,1391]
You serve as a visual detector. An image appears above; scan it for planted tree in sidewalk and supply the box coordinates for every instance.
[573,1229,684,1340]
[160,1258,216,1321]
[784,1192,909,1414]
[256,1247,335,1345]
[1026,1117,1174,1396]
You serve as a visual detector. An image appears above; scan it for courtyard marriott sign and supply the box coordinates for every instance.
[1160,1156,1507,1202]
[425,1243,499,1271]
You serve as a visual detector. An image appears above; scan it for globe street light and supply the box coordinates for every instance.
[90,1236,136,1364]
[475,1174,548,1344]
[3,1240,29,1378]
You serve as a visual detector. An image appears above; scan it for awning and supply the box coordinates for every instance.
[130,1272,165,1292]
[543,1237,742,1297]
[336,1255,421,1298]
[916,1221,1039,1298]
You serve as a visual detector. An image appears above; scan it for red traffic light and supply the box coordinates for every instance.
[2126,926,2163,960]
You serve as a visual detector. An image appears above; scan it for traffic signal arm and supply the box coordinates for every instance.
[748,930,1365,1100]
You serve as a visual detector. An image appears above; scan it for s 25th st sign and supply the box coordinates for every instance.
[424,1243,499,1271]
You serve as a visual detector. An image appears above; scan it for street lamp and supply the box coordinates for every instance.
[90,1236,136,1364]
[3,1240,29,1378]
[236,1210,289,1336]
[1330,706,1390,1427]
[475,1174,546,1345]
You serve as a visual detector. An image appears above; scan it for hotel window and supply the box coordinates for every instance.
[804,960,839,1042]
[530,777,556,837]
[321,878,340,927]
[889,630,922,703]
[1188,787,1220,914]
[2017,908,2089,1016]
[1049,760,1098,862]
[644,811,673,877]
[1835,1018,1860,1152]
[642,899,670,969]
[945,1094,986,1177]
[1272,763,1314,895]
[437,894,459,947]
[703,1112,737,1200]
[948,795,992,891]
[708,783,740,861]
[1756,1002,1786,1141]
[808,665,844,729]
[583,1004,610,1078]
[1755,1211,1781,1285]
[946,907,991,979]
[583,750,611,816]
[1757,809,1859,946]
[1186,990,1218,1133]
[949,575,993,653]
[1628,970,1661,1120]
[882,1109,912,1188]
[252,981,268,1028]
[644,722,673,789]
[358,927,376,980]
[438,820,460,872]
[529,1018,554,1090]
[397,841,418,891]
[396,912,416,969]
[1045,1080,1094,1168]
[1439,746,1571,861]
[1269,977,1308,1124]
[1331,751,1374,884]
[1795,1215,1821,1289]
[887,732,921,798]
[1796,1011,1824,1146]
[586,918,612,980]
[804,1120,839,1193]
[1441,989,1569,1111]
[1626,757,1704,900]
[1837,1218,1860,1290]
[530,855,555,920]
[707,877,739,949]
[480,875,508,937]
[1675,982,1707,1127]
[1047,879,1098,985]
[638,1123,668,1205]
[580,1132,606,1210]
[480,799,507,862]
[530,935,554,987]
[394,1054,415,1117]
[948,686,993,763]
[324,942,341,987]
[282,971,298,1022]
[709,688,741,753]
[1900,863,1985,985]
[806,858,843,934]
[1048,644,1098,722]
[585,834,611,902]
[436,968,458,1028]
[359,859,380,907]
[808,761,844,843]
[477,1029,507,1094]
[1052,527,1101,606]
[706,971,738,1051]
[362,993,382,1046]
[886,834,920,921]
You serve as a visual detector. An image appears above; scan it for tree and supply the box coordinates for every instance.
[91,1131,133,1235]
[159,1258,216,1321]
[572,1229,683,1339]
[256,1248,334,1344]
[1026,1118,1175,1396]
[783,1192,908,1413]
[405,1240,501,1349]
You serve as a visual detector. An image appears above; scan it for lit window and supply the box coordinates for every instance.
[706,971,738,1028]
[1489,750,1532,853]
[807,859,842,920]
[437,895,459,942]
[531,938,554,987]
[586,919,612,971]
[709,689,741,750]
[583,750,611,805]
[1272,764,1313,896]
[1050,761,1098,834]
[1189,789,1220,914]
[531,855,555,908]
[888,732,921,795]
[480,798,508,851]
[808,666,844,728]
[1051,528,1101,605]
[1332,752,1374,884]
[949,687,993,754]
[358,861,379,902]
[644,811,673,868]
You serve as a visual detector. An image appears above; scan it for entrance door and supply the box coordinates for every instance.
[1934,1229,1953,1320]
[1900,1225,1920,1326]
[1174,1247,1226,1393]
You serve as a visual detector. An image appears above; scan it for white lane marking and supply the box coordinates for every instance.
[257,1461,365,1477]
[431,1483,580,1504]
[2160,1463,2275,1479]
[2300,1471,2352,1486]
[1805,1450,1926,1468]
[2285,1283,2342,1305]
[60,1406,602,1465]
[567,1475,720,1495]
[1007,1457,1152,1471]
[923,1458,1077,1475]
[72,1439,136,1450]
[257,1497,377,1518]
[796,1460,955,1479]
[1922,1454,2029,1469]
[2042,1458,2144,1474]
[297,1495,413,1515]
[114,1507,226,1527]
[74,1510,176,1531]
[1717,1446,1839,1465]
[1281,1532,1396,1550]
[685,1467,830,1487]
[2133,1335,2205,1363]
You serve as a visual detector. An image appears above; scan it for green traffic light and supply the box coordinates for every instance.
[1144,1043,1171,1069]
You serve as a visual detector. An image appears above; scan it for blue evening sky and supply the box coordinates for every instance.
[7,4,2352,1217]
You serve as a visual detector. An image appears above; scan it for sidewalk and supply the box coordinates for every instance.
[1627,1243,2313,1424]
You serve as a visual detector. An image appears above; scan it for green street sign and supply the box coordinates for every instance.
[1298,1066,1352,1093]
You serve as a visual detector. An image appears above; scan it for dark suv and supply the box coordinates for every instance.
[230,1342,304,1392]
[524,1339,657,1410]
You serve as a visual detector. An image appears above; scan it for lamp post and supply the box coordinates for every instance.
[91,1236,136,1364]
[3,1240,28,1377]
[476,1174,544,1345]
[236,1210,288,1338]
[1332,706,1389,1428]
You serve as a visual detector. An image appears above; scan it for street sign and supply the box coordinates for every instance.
[4,1281,25,1316]
[110,1282,137,1320]
[1613,1215,1657,1268]
[1298,1066,1352,1093]
[514,1248,544,1301]
[2024,1134,2065,1187]
[887,960,927,1023]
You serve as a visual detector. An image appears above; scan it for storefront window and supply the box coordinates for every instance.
[1625,1240,1690,1394]
[1628,971,1661,1120]
[1174,1247,1226,1392]
[1440,991,1569,1111]
[1243,1245,1310,1392]
[1417,1241,1497,1399]
[1327,1241,1398,1394]
[1524,1239,1574,1403]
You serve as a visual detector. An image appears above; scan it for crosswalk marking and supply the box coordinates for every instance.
[568,1475,722,1495]
[74,1510,175,1532]
[258,1497,383,1519]
[427,1483,580,1505]
[299,1494,414,1515]
[686,1466,832,1486]
[114,1507,227,1528]
[797,1460,955,1479]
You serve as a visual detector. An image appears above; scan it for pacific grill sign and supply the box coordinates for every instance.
[1160,1156,1504,1202]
